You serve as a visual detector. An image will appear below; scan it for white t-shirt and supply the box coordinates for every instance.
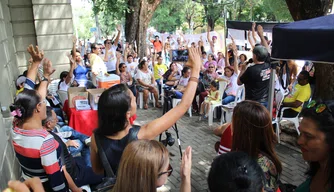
[136,69,152,85]
[225,73,239,96]
[126,62,138,76]
[59,81,70,91]
[178,76,189,87]
[101,45,117,71]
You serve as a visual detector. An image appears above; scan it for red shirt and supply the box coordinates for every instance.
[218,125,232,154]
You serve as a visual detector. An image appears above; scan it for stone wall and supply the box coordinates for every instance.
[0,0,74,189]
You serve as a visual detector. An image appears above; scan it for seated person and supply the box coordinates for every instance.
[162,62,182,87]
[43,107,103,188]
[281,70,311,117]
[44,107,91,167]
[136,60,161,109]
[208,151,266,192]
[15,75,26,95]
[199,81,221,120]
[116,53,136,96]
[213,123,232,155]
[173,67,190,99]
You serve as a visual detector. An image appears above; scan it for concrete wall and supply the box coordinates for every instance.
[0,0,74,189]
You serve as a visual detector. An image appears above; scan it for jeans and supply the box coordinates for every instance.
[156,79,162,95]
[222,93,235,105]
[59,126,91,167]
[73,157,104,187]
[260,101,268,110]
[128,85,137,97]
[174,91,183,99]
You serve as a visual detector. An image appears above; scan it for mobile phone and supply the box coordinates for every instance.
[172,50,188,62]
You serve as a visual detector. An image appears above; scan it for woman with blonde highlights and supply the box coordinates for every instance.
[112,140,192,192]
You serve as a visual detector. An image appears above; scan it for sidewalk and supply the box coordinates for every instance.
[135,107,308,192]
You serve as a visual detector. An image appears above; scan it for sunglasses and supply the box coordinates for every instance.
[122,66,127,68]
[307,100,332,113]
[209,66,215,68]
[158,164,173,177]
[106,42,112,44]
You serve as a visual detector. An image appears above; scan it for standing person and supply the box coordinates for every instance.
[164,38,171,64]
[125,54,138,77]
[153,55,168,95]
[11,45,69,192]
[207,25,219,55]
[89,43,109,86]
[199,81,221,120]
[232,100,282,191]
[149,34,163,57]
[90,47,201,176]
[296,100,334,192]
[237,45,271,107]
[102,25,121,74]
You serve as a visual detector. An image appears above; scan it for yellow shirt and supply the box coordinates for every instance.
[284,83,311,112]
[154,63,168,80]
[90,53,107,75]
[16,88,24,95]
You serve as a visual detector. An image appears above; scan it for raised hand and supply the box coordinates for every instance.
[27,45,44,62]
[116,52,122,60]
[72,35,77,45]
[186,47,201,72]
[116,24,122,32]
[181,146,192,179]
[257,25,264,36]
[252,22,256,30]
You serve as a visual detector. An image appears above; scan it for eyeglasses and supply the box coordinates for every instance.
[122,66,127,68]
[158,164,173,177]
[307,100,332,113]
[208,66,215,68]
[106,42,112,44]
[38,99,47,105]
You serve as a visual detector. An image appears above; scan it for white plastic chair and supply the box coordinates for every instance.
[172,98,192,117]
[279,107,302,135]
[137,91,155,109]
[207,80,228,126]
[272,89,286,143]
[56,90,68,106]
[220,85,245,125]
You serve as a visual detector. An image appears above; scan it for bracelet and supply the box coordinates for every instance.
[189,77,199,83]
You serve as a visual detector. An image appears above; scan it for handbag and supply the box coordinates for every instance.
[94,126,140,192]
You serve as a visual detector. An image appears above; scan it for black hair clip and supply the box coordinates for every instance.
[238,165,248,174]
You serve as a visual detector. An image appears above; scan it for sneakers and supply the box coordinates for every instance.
[199,114,208,121]
[85,137,91,146]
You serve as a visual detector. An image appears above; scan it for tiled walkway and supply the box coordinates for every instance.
[134,107,308,192]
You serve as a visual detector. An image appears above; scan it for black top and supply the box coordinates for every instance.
[239,63,271,102]
[97,127,139,174]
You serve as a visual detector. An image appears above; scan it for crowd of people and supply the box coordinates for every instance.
[4,21,332,192]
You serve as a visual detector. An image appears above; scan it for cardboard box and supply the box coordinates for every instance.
[87,88,105,110]
[68,87,89,108]
[96,74,120,89]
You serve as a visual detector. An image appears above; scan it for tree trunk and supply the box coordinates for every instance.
[285,0,333,99]
[204,6,215,31]
[314,63,334,100]
[135,0,161,58]
[125,0,140,44]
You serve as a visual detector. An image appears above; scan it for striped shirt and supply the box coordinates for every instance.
[218,125,232,155]
[11,127,68,192]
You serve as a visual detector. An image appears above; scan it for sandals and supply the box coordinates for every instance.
[144,104,148,109]
[156,103,162,108]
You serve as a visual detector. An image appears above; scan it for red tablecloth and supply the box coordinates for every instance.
[68,108,98,136]
[63,100,137,136]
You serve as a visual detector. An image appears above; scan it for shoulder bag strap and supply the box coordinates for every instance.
[95,133,116,178]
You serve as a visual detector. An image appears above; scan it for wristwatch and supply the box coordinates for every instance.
[41,76,49,82]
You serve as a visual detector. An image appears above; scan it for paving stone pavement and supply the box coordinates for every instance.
[134,106,308,192]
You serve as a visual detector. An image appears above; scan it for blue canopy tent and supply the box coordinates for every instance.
[268,14,334,117]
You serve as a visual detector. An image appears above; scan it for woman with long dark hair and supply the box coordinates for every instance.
[10,45,69,192]
[90,47,201,175]
[296,100,334,192]
[232,100,282,191]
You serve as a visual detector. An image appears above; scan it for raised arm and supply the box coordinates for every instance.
[71,36,77,59]
[231,37,239,75]
[247,31,255,49]
[113,25,121,46]
[38,59,55,99]
[116,52,121,75]
[251,22,257,44]
[138,47,201,140]
[65,56,75,85]
[26,45,43,84]
[257,25,270,52]
[207,25,212,44]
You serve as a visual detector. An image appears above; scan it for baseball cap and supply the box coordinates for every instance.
[16,76,26,87]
